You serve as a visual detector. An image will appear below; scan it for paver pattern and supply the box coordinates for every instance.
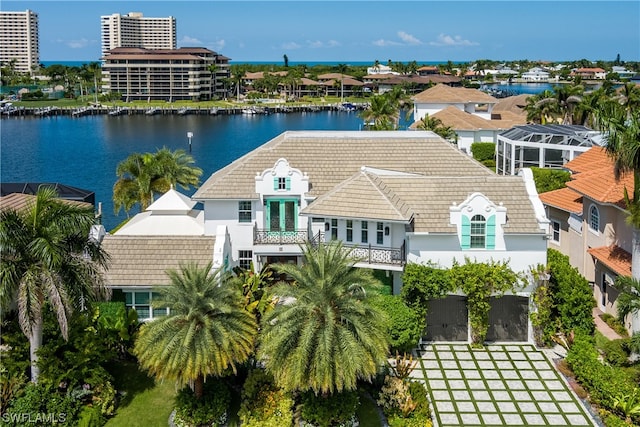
[412,344,595,427]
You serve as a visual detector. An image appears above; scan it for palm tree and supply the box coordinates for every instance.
[0,187,109,383]
[258,241,389,395]
[113,147,202,215]
[416,114,458,143]
[615,276,640,342]
[360,94,398,130]
[133,261,257,399]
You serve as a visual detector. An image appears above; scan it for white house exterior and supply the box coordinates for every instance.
[521,68,550,82]
[190,131,549,343]
[412,84,499,122]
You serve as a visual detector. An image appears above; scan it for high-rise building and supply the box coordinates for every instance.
[0,9,39,74]
[101,12,176,58]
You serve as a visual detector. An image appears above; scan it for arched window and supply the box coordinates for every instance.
[589,205,599,232]
[470,214,486,248]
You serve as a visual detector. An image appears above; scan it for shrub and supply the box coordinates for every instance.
[602,339,630,367]
[238,369,293,427]
[600,313,630,338]
[174,380,230,427]
[565,334,636,410]
[6,383,82,426]
[470,142,495,163]
[531,167,571,193]
[300,389,359,427]
[401,263,452,317]
[378,376,432,427]
[371,295,424,354]
[548,249,595,336]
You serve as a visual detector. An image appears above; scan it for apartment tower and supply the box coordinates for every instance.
[0,9,39,74]
[101,12,176,58]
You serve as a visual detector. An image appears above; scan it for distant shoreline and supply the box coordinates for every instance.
[40,60,471,68]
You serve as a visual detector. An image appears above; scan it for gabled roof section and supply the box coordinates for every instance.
[538,187,583,214]
[563,146,611,173]
[101,235,215,286]
[566,168,633,208]
[587,245,632,277]
[146,188,197,212]
[300,169,414,222]
[430,106,506,130]
[193,131,492,200]
[412,83,498,104]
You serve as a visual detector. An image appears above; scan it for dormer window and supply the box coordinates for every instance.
[274,177,290,191]
[470,215,486,248]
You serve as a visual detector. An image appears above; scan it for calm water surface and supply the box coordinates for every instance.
[1,112,365,230]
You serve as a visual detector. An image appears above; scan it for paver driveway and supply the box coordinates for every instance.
[411,344,596,427]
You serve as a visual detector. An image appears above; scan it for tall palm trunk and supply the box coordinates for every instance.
[194,374,204,399]
[29,315,43,383]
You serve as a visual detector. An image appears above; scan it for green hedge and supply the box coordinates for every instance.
[470,142,495,162]
[371,295,424,354]
[531,167,571,193]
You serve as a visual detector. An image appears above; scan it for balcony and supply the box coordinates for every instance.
[345,242,406,266]
[254,228,309,245]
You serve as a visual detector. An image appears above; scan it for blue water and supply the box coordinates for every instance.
[0,111,366,231]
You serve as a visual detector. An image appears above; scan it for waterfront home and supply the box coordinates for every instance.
[521,67,551,82]
[412,84,499,122]
[611,66,635,80]
[571,67,607,80]
[538,147,637,334]
[496,124,603,175]
[188,130,548,342]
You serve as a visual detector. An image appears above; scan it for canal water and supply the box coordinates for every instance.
[1,111,367,230]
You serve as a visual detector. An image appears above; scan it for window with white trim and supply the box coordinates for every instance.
[238,250,253,271]
[550,220,560,243]
[361,221,368,243]
[125,291,168,320]
[238,201,252,223]
[589,205,599,232]
[346,220,353,242]
[470,215,486,249]
[376,222,384,245]
[331,219,338,240]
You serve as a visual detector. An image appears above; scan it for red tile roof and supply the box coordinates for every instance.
[587,245,632,277]
[538,187,583,214]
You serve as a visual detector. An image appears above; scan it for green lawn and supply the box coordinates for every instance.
[104,361,176,427]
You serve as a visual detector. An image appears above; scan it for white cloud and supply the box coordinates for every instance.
[282,42,301,50]
[180,36,203,45]
[306,39,341,49]
[208,39,225,51]
[373,39,401,47]
[429,33,479,47]
[398,31,421,45]
[66,38,90,49]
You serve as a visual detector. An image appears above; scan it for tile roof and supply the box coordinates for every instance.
[192,131,493,200]
[412,84,499,104]
[431,106,507,130]
[0,193,92,212]
[101,235,215,287]
[563,146,611,173]
[538,187,583,214]
[303,171,543,234]
[566,165,633,208]
[587,245,632,277]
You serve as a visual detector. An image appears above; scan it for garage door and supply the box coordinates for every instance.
[425,295,468,341]
[486,295,529,342]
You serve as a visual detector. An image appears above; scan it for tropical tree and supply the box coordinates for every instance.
[258,241,389,395]
[360,94,399,130]
[133,261,258,399]
[0,187,109,383]
[113,147,202,215]
[615,276,640,328]
[416,113,458,143]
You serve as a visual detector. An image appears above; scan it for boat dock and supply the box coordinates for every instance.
[1,103,368,118]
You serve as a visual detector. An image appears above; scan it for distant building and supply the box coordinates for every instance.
[0,9,39,74]
[101,12,176,59]
[101,47,230,101]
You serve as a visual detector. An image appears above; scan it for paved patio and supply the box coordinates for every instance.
[411,344,596,427]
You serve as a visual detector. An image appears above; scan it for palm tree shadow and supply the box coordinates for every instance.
[105,359,156,408]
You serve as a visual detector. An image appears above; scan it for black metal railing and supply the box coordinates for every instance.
[254,228,309,245]
[344,241,406,266]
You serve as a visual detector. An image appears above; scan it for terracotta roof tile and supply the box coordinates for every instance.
[587,245,632,277]
[566,168,633,208]
[538,187,583,214]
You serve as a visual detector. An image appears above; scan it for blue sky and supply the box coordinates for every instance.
[3,1,639,63]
